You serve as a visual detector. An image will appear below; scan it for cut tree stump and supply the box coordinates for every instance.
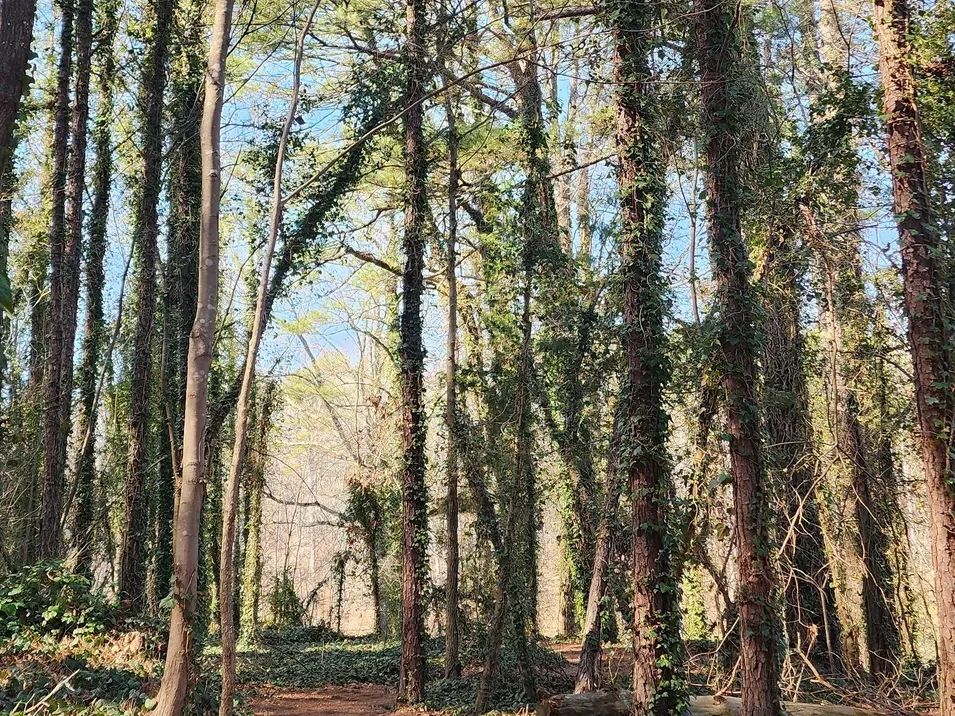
[537,692,884,716]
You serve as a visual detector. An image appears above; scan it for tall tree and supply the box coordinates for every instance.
[397,0,429,699]
[442,84,461,680]
[72,0,119,572]
[118,0,175,609]
[153,0,234,707]
[872,0,955,706]
[695,0,783,712]
[613,0,686,709]
[38,0,75,559]
[218,4,317,713]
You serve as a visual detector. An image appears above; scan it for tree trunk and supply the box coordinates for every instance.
[118,0,174,608]
[239,385,275,646]
[613,0,686,709]
[72,0,118,573]
[695,0,782,712]
[0,0,37,178]
[443,84,461,680]
[218,6,316,713]
[38,0,75,560]
[153,0,234,708]
[396,0,429,702]
[575,405,623,693]
[872,0,955,709]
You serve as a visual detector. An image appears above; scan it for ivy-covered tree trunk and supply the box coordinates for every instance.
[118,0,174,609]
[872,0,955,707]
[38,0,75,559]
[239,385,275,646]
[72,0,118,573]
[397,0,429,700]
[613,0,686,710]
[695,0,782,712]
[153,0,233,708]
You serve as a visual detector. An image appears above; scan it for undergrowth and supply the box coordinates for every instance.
[0,562,223,716]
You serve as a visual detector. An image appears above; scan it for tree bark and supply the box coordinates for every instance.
[872,0,954,706]
[38,0,75,560]
[443,83,461,680]
[218,5,316,713]
[695,0,782,712]
[0,0,37,178]
[153,0,233,708]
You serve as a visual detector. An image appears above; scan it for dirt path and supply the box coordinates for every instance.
[248,643,586,716]
[250,685,397,716]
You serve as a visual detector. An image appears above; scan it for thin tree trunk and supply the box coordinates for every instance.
[0,0,37,178]
[575,405,623,694]
[443,84,461,680]
[72,0,118,572]
[38,0,74,560]
[695,0,782,712]
[239,385,275,645]
[218,6,316,714]
[872,0,955,709]
[118,0,174,609]
[397,0,429,701]
[153,0,234,708]
[613,0,686,709]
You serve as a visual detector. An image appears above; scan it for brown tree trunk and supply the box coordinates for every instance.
[118,0,174,608]
[695,0,782,712]
[0,0,37,177]
[72,0,117,572]
[872,0,955,709]
[153,0,233,709]
[575,406,623,693]
[443,84,461,680]
[38,0,74,560]
[397,0,429,701]
[218,6,315,713]
[613,0,685,710]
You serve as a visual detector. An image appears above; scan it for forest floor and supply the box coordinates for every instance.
[245,639,587,716]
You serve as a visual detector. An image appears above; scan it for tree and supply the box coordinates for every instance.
[0,0,37,179]
[218,4,317,713]
[154,0,234,708]
[872,0,955,705]
[612,0,686,709]
[396,0,429,699]
[118,0,175,609]
[38,0,75,559]
[695,0,783,711]
[72,0,118,572]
